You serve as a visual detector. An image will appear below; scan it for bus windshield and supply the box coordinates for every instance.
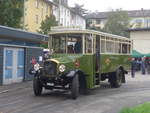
[51,34,83,54]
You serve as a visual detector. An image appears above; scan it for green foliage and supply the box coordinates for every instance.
[72,4,87,15]
[120,102,150,113]
[53,0,59,4]
[38,15,58,35]
[104,10,130,37]
[0,0,24,28]
[40,43,48,49]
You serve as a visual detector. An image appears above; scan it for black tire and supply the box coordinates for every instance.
[79,75,88,95]
[33,76,43,96]
[110,70,123,88]
[71,73,79,99]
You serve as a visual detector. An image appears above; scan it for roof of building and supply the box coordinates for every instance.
[44,0,54,5]
[0,25,48,43]
[85,9,150,19]
[127,27,150,32]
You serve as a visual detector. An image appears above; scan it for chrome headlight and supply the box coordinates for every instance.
[59,64,66,72]
[34,63,40,71]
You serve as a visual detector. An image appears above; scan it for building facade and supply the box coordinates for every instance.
[52,0,86,29]
[24,0,53,32]
[23,0,86,32]
[0,25,48,85]
[86,9,150,29]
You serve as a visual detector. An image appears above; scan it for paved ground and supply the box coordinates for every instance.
[0,72,150,113]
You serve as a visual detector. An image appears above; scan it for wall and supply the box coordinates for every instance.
[74,15,86,29]
[0,46,4,85]
[0,46,43,85]
[24,0,53,32]
[59,5,71,27]
[53,3,86,29]
[131,31,150,54]
[24,47,43,81]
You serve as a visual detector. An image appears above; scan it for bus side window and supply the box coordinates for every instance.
[122,44,128,54]
[101,40,105,53]
[85,35,92,53]
[106,41,114,53]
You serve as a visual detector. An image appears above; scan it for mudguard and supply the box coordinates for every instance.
[66,70,79,77]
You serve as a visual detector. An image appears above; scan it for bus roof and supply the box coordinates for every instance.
[49,27,130,41]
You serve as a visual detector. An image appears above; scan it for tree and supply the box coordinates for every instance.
[38,15,58,35]
[53,0,59,4]
[104,10,130,37]
[72,4,87,15]
[38,15,58,48]
[0,0,24,28]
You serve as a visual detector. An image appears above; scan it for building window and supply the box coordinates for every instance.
[134,19,143,28]
[145,19,150,27]
[67,10,69,16]
[67,21,69,26]
[35,0,39,8]
[41,8,43,20]
[35,15,39,24]
[46,4,48,13]
[61,18,63,25]
[96,19,101,24]
[135,19,142,23]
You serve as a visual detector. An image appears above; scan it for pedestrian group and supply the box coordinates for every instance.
[131,56,150,78]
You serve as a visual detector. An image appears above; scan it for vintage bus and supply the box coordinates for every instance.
[30,27,131,99]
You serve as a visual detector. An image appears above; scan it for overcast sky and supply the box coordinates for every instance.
[68,0,150,12]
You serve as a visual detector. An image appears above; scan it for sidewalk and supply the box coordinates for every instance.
[126,72,150,82]
[0,81,32,94]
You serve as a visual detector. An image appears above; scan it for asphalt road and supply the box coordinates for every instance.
[0,72,150,113]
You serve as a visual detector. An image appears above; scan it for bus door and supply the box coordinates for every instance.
[95,35,101,85]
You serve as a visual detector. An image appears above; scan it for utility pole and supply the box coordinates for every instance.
[58,0,61,26]
[141,8,148,28]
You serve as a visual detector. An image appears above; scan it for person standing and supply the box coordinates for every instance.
[74,38,82,53]
[146,57,150,74]
[131,58,136,78]
[141,56,146,75]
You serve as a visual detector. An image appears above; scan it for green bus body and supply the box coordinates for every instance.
[31,28,132,99]
[51,54,130,89]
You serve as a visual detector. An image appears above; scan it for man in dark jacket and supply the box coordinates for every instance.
[146,57,150,74]
[131,58,137,78]
[74,38,82,53]
[141,56,146,75]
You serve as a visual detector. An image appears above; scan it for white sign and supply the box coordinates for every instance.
[39,56,43,62]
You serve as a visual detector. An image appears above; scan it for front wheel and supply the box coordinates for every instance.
[71,73,79,99]
[33,76,43,96]
[110,70,123,88]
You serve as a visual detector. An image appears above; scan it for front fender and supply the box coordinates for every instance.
[66,70,79,77]
[29,68,36,75]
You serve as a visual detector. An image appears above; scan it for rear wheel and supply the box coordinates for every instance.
[71,73,79,99]
[110,70,123,88]
[33,76,43,96]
